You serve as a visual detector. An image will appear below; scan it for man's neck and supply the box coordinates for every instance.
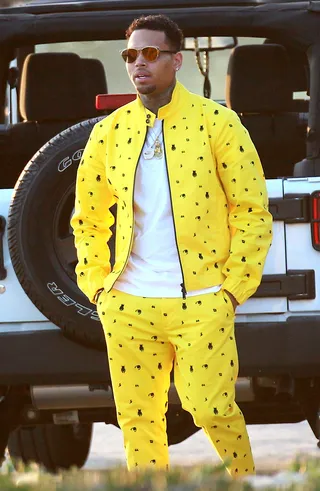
[140,82,176,116]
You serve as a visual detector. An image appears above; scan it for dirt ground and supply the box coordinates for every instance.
[85,420,320,472]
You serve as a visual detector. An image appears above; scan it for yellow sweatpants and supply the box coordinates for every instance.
[97,288,255,477]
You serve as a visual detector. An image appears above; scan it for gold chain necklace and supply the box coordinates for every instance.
[143,127,163,160]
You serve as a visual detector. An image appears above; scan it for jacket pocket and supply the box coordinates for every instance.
[221,289,235,316]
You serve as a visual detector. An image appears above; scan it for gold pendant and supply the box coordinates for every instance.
[143,148,154,160]
[154,138,163,159]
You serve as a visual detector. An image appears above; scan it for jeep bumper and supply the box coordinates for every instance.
[0,316,319,385]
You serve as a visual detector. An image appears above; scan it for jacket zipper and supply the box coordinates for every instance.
[162,121,187,299]
[107,129,148,292]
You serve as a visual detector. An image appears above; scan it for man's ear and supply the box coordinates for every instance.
[173,52,183,71]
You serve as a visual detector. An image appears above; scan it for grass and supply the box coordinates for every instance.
[0,456,319,490]
[0,457,316,491]
[0,464,245,490]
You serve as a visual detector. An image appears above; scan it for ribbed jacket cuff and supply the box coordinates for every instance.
[222,275,257,305]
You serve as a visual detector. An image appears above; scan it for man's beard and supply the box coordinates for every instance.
[136,84,157,95]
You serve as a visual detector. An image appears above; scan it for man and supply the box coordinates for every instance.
[71,14,272,477]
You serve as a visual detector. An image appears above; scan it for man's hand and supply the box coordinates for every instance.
[224,290,239,312]
[94,288,105,304]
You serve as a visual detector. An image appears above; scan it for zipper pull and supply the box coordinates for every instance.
[180,282,187,300]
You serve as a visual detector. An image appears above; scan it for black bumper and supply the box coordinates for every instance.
[0,326,109,385]
[236,315,320,377]
[0,315,320,385]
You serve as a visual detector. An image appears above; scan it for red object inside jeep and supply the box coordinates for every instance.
[96,93,136,110]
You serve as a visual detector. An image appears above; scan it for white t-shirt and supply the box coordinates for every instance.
[114,119,221,298]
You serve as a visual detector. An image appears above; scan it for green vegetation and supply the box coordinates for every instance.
[1,457,319,490]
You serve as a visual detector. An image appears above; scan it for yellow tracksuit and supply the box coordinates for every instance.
[71,81,273,476]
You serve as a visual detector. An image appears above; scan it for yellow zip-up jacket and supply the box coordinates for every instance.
[71,82,272,305]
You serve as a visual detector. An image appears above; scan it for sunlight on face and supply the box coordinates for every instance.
[126,29,182,96]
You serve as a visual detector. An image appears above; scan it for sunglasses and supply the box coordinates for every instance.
[121,46,177,63]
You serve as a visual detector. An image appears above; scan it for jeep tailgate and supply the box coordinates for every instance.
[284,177,320,313]
[1,181,290,321]
[237,178,288,315]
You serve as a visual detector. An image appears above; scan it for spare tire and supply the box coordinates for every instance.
[8,423,92,473]
[8,117,115,350]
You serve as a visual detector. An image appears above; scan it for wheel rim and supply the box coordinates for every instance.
[71,423,91,441]
[53,183,77,282]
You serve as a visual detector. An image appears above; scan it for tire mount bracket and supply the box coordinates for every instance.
[0,216,6,280]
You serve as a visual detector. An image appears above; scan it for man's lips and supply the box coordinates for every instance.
[134,72,152,81]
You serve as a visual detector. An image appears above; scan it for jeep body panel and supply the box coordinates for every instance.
[0,189,47,323]
[0,179,288,321]
[285,177,320,313]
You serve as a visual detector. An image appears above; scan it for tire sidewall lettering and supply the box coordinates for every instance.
[8,117,107,348]
[58,148,84,173]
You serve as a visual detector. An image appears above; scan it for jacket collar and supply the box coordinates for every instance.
[135,81,187,127]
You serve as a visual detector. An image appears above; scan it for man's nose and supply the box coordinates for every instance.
[135,52,146,66]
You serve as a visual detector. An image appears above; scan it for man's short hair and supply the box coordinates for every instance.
[125,14,184,52]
